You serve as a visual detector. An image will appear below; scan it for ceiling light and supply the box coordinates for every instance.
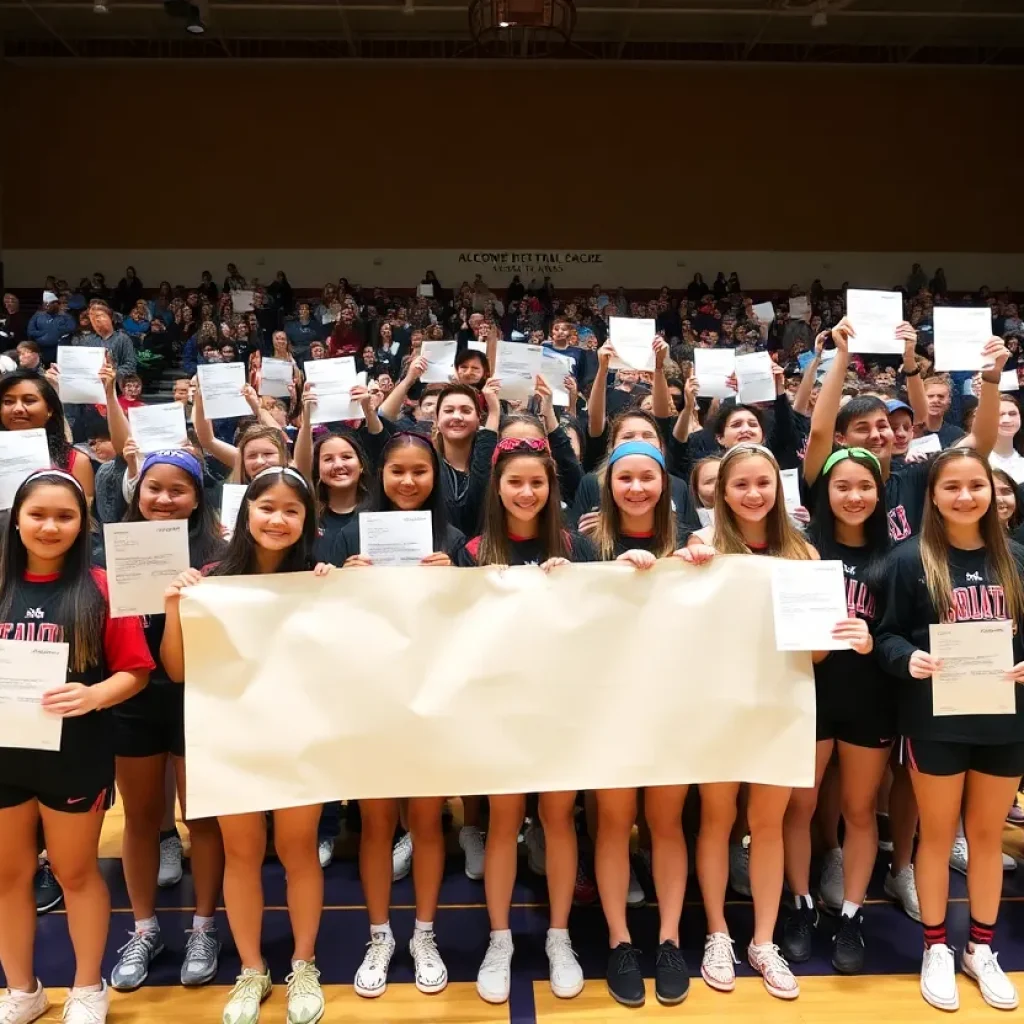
[186,13,206,32]
[810,10,827,27]
[92,1,110,12]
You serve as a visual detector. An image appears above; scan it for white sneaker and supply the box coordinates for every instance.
[883,864,922,923]
[546,931,583,999]
[818,848,843,914]
[747,942,799,1000]
[962,945,1019,1010]
[460,826,485,881]
[158,834,183,888]
[524,821,546,876]
[285,960,324,1024]
[62,981,110,1024]
[391,833,413,882]
[920,943,959,1011]
[701,932,738,993]
[222,966,272,1024]
[949,836,969,875]
[476,933,514,1004]
[409,929,448,994]
[0,981,49,1024]
[317,839,334,870]
[354,930,395,999]
[626,863,645,908]
[1003,851,1017,872]
[728,837,751,897]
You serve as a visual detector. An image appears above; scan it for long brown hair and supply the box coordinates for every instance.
[920,448,1024,623]
[594,446,675,561]
[230,425,289,485]
[478,448,567,565]
[712,444,810,559]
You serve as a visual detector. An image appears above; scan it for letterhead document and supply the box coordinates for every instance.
[736,351,776,404]
[609,318,656,371]
[417,283,434,298]
[930,621,1015,716]
[846,289,904,355]
[780,468,802,513]
[359,511,433,566]
[908,433,942,455]
[694,348,737,399]
[1001,370,1020,393]
[421,341,457,384]
[0,639,68,751]
[933,307,994,372]
[303,358,364,424]
[220,483,248,539]
[103,520,190,618]
[128,402,187,454]
[495,341,543,401]
[259,357,294,398]
[198,363,250,420]
[771,560,850,651]
[231,290,255,313]
[753,302,775,324]
[56,346,106,404]
[0,429,51,510]
[540,349,573,406]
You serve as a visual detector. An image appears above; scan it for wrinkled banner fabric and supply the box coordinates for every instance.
[181,555,815,819]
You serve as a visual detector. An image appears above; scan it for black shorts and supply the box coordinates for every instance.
[901,737,1024,778]
[815,685,897,749]
[0,781,115,814]
[816,716,895,749]
[113,683,185,759]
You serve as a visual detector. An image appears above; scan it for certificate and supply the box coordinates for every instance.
[103,520,191,618]
[609,318,656,371]
[494,342,543,401]
[735,351,776,404]
[198,363,249,420]
[930,621,1015,716]
[694,348,737,399]
[771,560,850,652]
[128,402,187,454]
[0,640,68,751]
[303,359,364,424]
[780,468,802,513]
[468,340,488,354]
[417,283,434,298]
[753,302,775,324]
[231,290,255,313]
[908,433,942,455]
[933,307,994,372]
[421,341,457,384]
[1001,370,1020,393]
[56,346,106,404]
[789,296,811,323]
[541,349,573,406]
[220,483,248,539]
[0,428,51,510]
[846,289,904,355]
[359,511,433,566]
[259,358,294,398]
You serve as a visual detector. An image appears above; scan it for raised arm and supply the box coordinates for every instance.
[379,354,426,422]
[99,357,131,457]
[793,332,826,417]
[804,318,853,486]
[899,322,928,427]
[587,341,614,439]
[962,338,1010,459]
[191,379,239,471]
[652,338,671,419]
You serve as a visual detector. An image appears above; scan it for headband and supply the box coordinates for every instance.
[250,465,310,490]
[607,440,666,470]
[140,449,203,487]
[391,430,435,453]
[723,442,776,464]
[822,446,882,476]
[22,467,84,493]
[491,436,550,466]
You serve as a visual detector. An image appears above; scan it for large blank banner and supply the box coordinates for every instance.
[180,556,815,819]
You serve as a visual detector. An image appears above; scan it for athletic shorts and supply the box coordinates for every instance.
[816,715,895,749]
[0,782,115,814]
[113,683,185,759]
[901,737,1024,778]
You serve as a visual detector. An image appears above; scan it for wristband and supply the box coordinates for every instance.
[903,367,921,378]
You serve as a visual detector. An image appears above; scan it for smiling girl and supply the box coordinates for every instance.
[0,471,153,1024]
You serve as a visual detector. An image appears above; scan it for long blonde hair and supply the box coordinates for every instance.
[919,448,1024,623]
[230,425,289,485]
[712,444,810,559]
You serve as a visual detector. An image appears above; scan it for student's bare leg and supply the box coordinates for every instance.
[218,812,268,969]
[539,792,577,929]
[747,784,792,946]
[837,743,891,904]
[484,795,525,932]
[360,799,400,925]
[408,797,446,921]
[963,772,1020,929]
[272,804,323,963]
[595,788,636,946]
[0,800,40,991]
[644,785,687,945]
[173,757,223,919]
[697,782,739,935]
[116,754,166,923]
[909,770,963,928]
[783,741,832,897]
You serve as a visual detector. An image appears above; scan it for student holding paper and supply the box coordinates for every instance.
[161,467,333,1024]
[680,443,819,1001]
[106,451,227,996]
[875,449,1024,1013]
[337,434,464,1001]
[0,370,95,501]
[781,447,907,973]
[0,470,153,1024]
[455,436,593,1005]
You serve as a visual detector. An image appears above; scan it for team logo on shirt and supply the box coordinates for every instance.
[0,619,63,642]
[842,564,857,577]
[941,584,1011,631]
[24,607,44,619]
[887,505,912,542]
[966,571,983,583]
[846,579,876,621]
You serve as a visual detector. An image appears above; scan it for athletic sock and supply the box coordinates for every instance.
[841,900,861,919]
[192,915,215,932]
[370,922,393,941]
[968,916,995,953]
[923,921,947,949]
[414,919,433,934]
[134,916,159,935]
[794,893,813,910]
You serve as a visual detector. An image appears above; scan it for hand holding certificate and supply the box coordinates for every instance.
[494,342,543,401]
[104,520,191,618]
[421,341,457,384]
[259,358,294,398]
[771,560,851,652]
[359,511,433,566]
[56,346,106,404]
[303,359,365,424]
[933,307,994,372]
[198,363,250,420]
[694,348,737,399]
[929,621,1015,716]
[0,640,68,751]
[220,483,248,539]
[735,351,776,404]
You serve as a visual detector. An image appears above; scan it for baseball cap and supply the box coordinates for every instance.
[42,290,58,304]
[886,399,913,417]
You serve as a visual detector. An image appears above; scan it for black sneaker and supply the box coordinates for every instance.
[831,912,865,974]
[34,861,63,915]
[607,942,645,1007]
[781,903,817,963]
[655,940,690,1005]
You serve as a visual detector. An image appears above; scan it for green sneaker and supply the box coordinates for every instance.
[286,960,325,1024]
[222,966,272,1024]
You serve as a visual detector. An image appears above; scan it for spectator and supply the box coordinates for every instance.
[89,272,111,303]
[0,293,28,347]
[76,299,137,375]
[198,269,219,304]
[686,273,708,302]
[113,265,144,313]
[285,302,322,357]
[328,306,365,359]
[929,267,948,295]
[906,262,928,293]
[122,300,152,340]
[15,340,43,373]
[27,290,76,364]
[267,270,294,315]
[223,263,247,292]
